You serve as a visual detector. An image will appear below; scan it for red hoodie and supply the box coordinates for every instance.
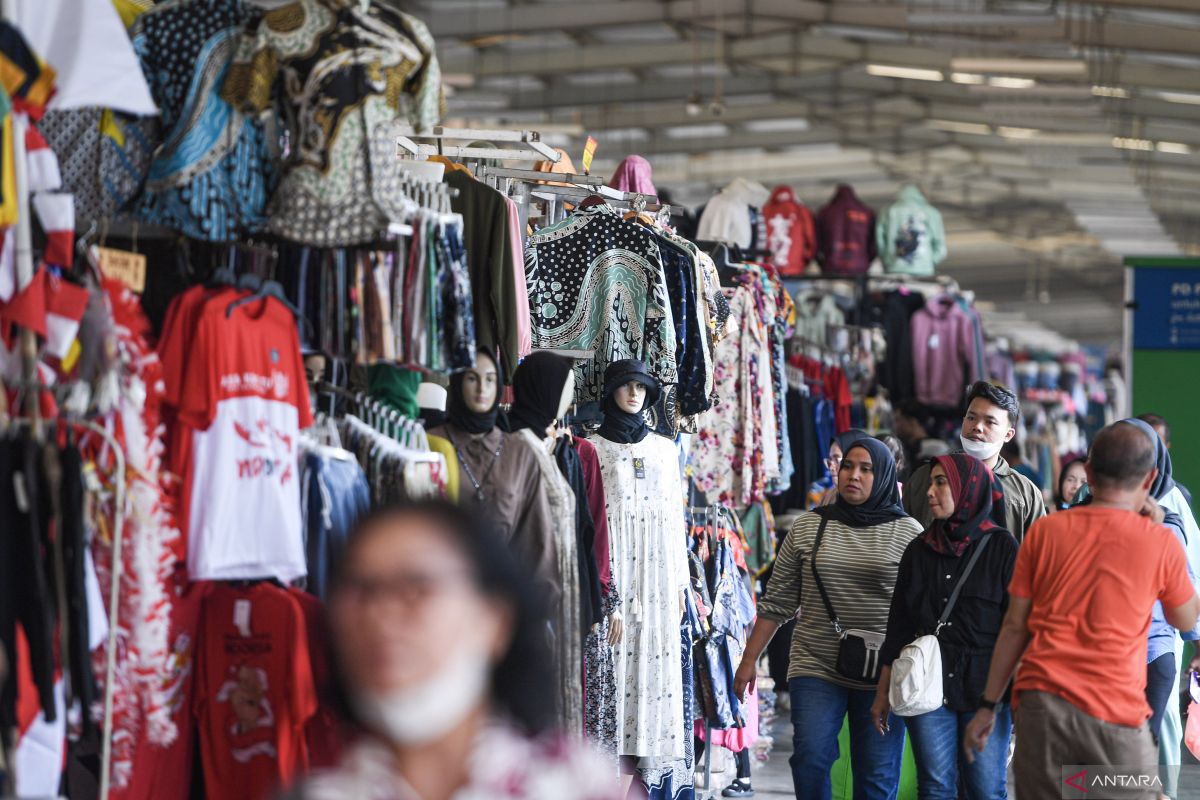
[815,184,877,276]
[762,186,817,277]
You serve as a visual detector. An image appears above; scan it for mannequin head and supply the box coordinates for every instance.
[555,371,576,422]
[461,351,499,414]
[614,380,647,414]
[507,351,577,439]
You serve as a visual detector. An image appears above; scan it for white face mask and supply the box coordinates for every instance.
[352,638,492,745]
[959,435,1003,463]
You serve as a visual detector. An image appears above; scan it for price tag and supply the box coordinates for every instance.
[928,333,940,350]
[97,247,147,293]
[633,457,646,479]
[234,599,252,638]
[581,136,598,174]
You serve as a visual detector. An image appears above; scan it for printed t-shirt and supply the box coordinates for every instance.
[1009,506,1194,727]
[175,295,312,581]
[196,583,318,800]
[287,587,342,769]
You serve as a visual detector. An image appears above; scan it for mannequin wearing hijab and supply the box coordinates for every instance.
[736,438,922,798]
[507,351,586,737]
[428,350,562,606]
[587,360,690,794]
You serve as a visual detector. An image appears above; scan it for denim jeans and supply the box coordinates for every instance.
[905,703,1012,799]
[788,676,907,800]
[301,451,370,598]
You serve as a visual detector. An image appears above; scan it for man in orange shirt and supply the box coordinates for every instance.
[963,422,1200,799]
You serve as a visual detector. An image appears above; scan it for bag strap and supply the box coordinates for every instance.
[809,516,844,636]
[935,533,993,636]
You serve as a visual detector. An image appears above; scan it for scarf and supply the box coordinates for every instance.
[507,351,576,434]
[1121,418,1176,500]
[367,364,420,420]
[447,353,500,435]
[814,438,908,528]
[595,359,660,445]
[921,453,1006,557]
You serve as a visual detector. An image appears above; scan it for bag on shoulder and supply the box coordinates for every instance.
[810,518,887,684]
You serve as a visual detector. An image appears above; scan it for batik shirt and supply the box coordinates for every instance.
[131,0,276,241]
[221,0,444,246]
[525,203,677,403]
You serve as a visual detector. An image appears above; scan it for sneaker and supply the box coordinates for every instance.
[721,779,755,797]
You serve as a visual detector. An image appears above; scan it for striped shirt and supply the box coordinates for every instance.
[759,512,923,689]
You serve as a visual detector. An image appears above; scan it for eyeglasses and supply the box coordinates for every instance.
[825,455,842,472]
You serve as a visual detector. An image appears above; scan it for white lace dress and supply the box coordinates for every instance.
[588,433,690,762]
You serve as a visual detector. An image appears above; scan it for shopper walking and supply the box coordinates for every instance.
[872,454,1018,800]
[1053,458,1086,511]
[817,429,869,506]
[292,501,621,800]
[735,438,923,800]
[905,381,1046,542]
[963,423,1200,800]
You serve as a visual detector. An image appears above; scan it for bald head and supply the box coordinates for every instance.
[1088,422,1156,491]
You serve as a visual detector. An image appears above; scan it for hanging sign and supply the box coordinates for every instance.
[1132,267,1200,350]
[96,247,147,293]
[581,136,598,174]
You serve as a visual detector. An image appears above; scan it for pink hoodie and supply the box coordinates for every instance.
[910,294,981,407]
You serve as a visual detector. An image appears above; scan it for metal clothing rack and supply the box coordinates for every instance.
[391,124,561,164]
[475,165,668,230]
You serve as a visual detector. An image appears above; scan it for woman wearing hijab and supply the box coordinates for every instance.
[871,454,1019,799]
[507,351,588,736]
[735,439,922,799]
[817,429,869,506]
[427,349,561,608]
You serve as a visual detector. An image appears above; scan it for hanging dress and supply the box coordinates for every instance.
[588,434,690,766]
[515,429,584,738]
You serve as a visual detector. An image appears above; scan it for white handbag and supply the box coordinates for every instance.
[889,533,992,717]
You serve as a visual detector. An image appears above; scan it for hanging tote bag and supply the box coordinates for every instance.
[889,533,993,717]
[810,518,887,683]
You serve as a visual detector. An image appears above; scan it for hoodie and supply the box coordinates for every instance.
[910,293,981,408]
[814,184,876,276]
[876,185,947,276]
[762,185,816,277]
[696,178,771,248]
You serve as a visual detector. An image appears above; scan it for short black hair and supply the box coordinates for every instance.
[1089,422,1156,491]
[328,500,556,735]
[1137,413,1170,444]
[965,380,1019,428]
[896,399,930,426]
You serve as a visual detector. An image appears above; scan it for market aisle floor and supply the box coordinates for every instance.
[695,716,794,800]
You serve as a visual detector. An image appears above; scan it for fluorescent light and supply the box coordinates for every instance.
[1156,91,1200,106]
[908,11,1059,26]
[743,118,811,133]
[997,126,1040,139]
[950,58,1087,75]
[926,119,992,135]
[663,123,730,139]
[1091,85,1130,99]
[988,76,1036,89]
[950,72,985,85]
[1156,141,1191,155]
[1112,136,1154,151]
[866,64,944,81]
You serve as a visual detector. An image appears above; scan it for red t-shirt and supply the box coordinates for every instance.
[196,583,318,800]
[287,588,343,768]
[1009,507,1194,727]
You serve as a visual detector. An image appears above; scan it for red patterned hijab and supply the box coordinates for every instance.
[922,453,1007,557]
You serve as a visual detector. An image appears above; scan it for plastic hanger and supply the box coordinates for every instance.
[225,279,302,319]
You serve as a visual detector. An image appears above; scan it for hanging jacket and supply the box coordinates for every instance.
[875,185,947,277]
[607,155,657,196]
[814,184,876,276]
[696,178,770,248]
[762,186,817,277]
[910,293,982,408]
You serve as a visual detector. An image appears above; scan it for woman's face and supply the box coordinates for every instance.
[461,353,498,414]
[838,446,875,505]
[1061,461,1087,503]
[927,464,956,520]
[329,516,510,695]
[826,441,844,476]
[614,380,647,414]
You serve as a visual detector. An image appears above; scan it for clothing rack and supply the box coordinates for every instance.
[474,164,667,229]
[390,124,561,163]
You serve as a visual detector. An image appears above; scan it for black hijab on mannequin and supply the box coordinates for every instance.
[596,359,662,445]
[814,438,908,528]
[508,351,576,434]
[447,350,501,435]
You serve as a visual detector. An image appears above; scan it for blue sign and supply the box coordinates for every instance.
[1133,267,1200,350]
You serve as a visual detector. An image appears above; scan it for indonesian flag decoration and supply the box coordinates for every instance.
[33,192,74,268]
[0,229,14,302]
[20,115,62,193]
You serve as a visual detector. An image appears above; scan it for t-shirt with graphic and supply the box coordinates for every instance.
[762,186,816,277]
[287,587,342,769]
[175,294,312,581]
[196,582,318,800]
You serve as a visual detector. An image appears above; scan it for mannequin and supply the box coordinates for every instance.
[509,350,586,736]
[427,349,561,604]
[589,359,690,793]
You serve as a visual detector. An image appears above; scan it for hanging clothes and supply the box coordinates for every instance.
[695,178,770,249]
[525,202,678,404]
[875,185,947,277]
[221,0,444,246]
[130,0,275,241]
[814,184,876,276]
[607,155,657,196]
[910,293,983,408]
[762,185,817,277]
[792,290,844,346]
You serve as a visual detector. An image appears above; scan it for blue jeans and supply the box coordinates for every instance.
[301,452,370,598]
[788,676,907,800]
[906,704,1012,800]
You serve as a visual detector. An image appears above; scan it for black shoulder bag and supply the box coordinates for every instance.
[810,517,887,683]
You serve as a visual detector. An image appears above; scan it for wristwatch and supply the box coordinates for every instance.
[977,695,998,712]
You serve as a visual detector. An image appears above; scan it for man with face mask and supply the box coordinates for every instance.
[905,381,1047,543]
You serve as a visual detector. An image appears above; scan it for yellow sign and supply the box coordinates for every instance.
[581,136,598,174]
[97,247,147,293]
